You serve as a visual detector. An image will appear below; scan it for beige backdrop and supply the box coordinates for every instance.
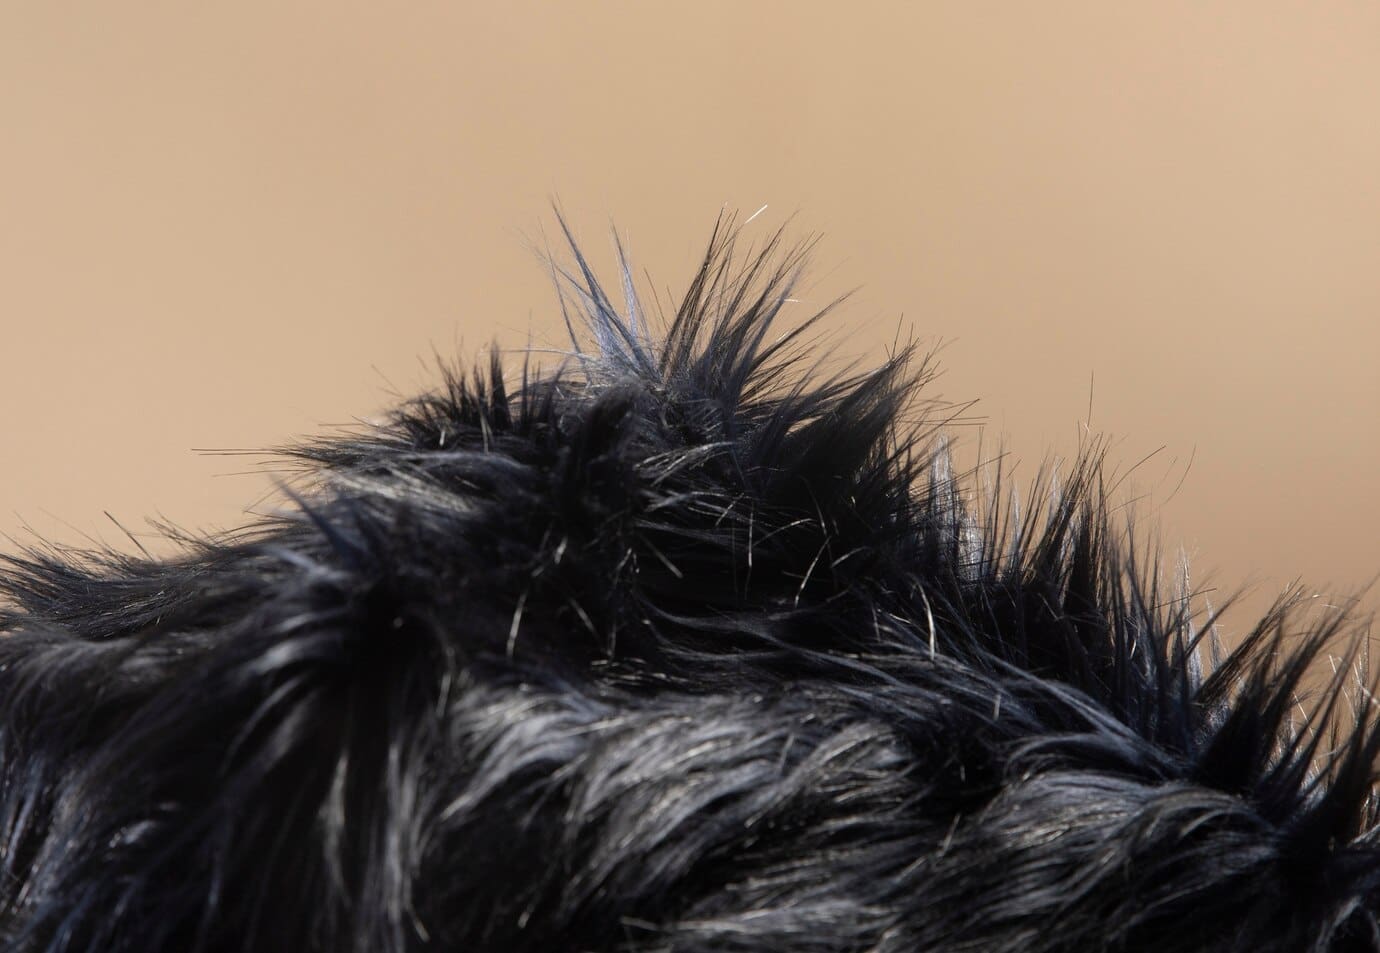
[2,4,1376,638]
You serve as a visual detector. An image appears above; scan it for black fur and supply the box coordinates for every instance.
[1,216,1376,951]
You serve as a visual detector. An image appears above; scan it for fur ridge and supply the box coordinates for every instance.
[0,215,1376,951]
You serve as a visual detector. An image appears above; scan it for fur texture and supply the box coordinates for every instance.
[0,217,1376,951]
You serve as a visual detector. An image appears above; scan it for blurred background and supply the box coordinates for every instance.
[1,3,1376,637]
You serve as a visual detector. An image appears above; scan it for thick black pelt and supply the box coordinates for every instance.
[1,218,1377,952]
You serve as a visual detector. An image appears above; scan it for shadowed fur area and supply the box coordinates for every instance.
[1,217,1377,951]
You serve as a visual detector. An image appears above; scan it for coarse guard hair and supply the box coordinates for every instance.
[0,215,1377,952]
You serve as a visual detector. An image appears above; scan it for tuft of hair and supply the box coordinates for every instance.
[1,214,1377,952]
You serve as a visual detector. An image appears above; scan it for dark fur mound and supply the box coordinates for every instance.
[1,217,1377,952]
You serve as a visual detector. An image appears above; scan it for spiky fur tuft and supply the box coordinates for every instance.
[0,216,1376,951]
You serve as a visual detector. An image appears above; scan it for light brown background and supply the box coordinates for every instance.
[2,4,1376,637]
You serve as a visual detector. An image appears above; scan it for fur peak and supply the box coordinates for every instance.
[0,213,1376,952]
